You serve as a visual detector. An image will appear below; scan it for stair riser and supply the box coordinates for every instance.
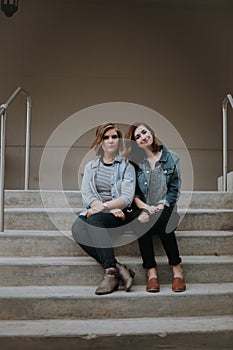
[4,211,233,231]
[0,262,232,286]
[0,331,232,350]
[5,191,82,209]
[178,212,233,231]
[179,192,233,209]
[5,191,233,209]
[0,293,232,320]
[0,234,232,256]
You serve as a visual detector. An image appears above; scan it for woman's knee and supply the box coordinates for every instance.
[71,216,86,242]
[86,212,111,227]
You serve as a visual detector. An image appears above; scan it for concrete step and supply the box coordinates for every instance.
[5,190,233,209]
[0,316,232,350]
[0,230,232,257]
[178,209,233,230]
[0,283,232,320]
[5,190,82,209]
[2,191,232,350]
[0,256,232,286]
[179,191,233,209]
[4,207,80,231]
[4,208,233,231]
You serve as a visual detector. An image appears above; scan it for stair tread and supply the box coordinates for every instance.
[0,283,232,298]
[5,207,83,212]
[5,207,233,212]
[0,255,232,264]
[2,229,233,237]
[0,315,232,336]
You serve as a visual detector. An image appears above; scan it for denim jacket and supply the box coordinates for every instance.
[81,155,136,210]
[135,145,181,209]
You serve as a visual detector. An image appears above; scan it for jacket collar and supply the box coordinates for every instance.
[141,145,168,164]
[159,145,169,162]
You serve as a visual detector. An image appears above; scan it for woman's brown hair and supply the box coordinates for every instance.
[91,122,123,156]
[124,122,160,163]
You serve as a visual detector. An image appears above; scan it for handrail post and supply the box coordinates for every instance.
[222,93,233,191]
[222,98,228,191]
[0,111,6,232]
[0,86,32,231]
[24,96,32,190]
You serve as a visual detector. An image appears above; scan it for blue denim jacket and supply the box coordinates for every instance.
[135,146,181,209]
[81,155,136,210]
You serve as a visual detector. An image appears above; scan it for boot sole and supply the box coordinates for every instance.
[95,283,119,295]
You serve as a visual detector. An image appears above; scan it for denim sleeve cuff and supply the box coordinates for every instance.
[84,197,99,208]
[158,199,170,207]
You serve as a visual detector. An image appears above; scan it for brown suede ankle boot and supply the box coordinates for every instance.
[116,262,135,292]
[95,267,119,295]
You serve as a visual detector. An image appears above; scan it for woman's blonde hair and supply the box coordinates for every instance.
[91,122,123,156]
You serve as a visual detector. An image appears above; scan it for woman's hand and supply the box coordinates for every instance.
[145,205,157,215]
[86,203,105,217]
[154,204,165,211]
[143,204,165,214]
[109,208,126,220]
[85,200,106,217]
[138,211,150,223]
[137,204,165,222]
[85,207,100,217]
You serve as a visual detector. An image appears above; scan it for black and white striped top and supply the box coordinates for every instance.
[95,162,113,202]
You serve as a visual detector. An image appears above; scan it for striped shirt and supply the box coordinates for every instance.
[95,162,113,201]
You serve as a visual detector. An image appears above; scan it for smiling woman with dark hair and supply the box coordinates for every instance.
[72,122,136,295]
[125,122,186,293]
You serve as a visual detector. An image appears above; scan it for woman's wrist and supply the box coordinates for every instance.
[142,204,150,211]
[141,205,150,214]
[102,202,108,210]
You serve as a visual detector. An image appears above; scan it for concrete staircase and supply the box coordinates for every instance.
[0,190,232,350]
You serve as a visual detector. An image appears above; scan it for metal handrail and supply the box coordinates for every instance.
[0,86,32,231]
[222,93,233,191]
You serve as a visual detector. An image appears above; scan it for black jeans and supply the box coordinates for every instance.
[137,208,182,269]
[72,210,137,269]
